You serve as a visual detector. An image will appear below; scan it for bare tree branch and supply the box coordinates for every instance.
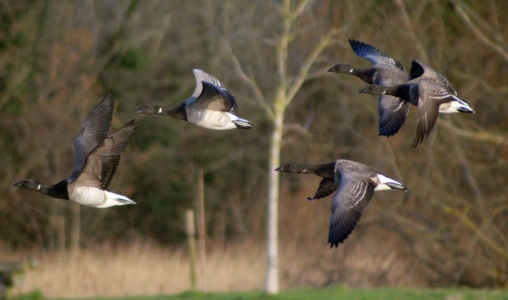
[450,0,508,62]
[441,203,508,262]
[440,119,508,146]
[394,0,429,62]
[286,28,342,105]
[224,42,273,118]
[291,0,313,22]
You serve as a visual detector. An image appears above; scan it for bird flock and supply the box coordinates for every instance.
[14,39,475,248]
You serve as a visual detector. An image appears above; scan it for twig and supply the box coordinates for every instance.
[450,0,508,62]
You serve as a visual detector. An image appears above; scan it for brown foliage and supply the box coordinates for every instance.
[1,0,508,293]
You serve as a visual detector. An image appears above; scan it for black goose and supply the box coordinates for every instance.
[14,96,138,208]
[136,69,253,130]
[328,39,410,137]
[360,60,475,147]
[276,160,407,247]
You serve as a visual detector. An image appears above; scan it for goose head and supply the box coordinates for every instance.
[14,179,41,191]
[136,104,162,115]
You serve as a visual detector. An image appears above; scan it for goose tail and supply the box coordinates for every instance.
[99,191,137,208]
[375,174,407,191]
[440,97,475,114]
[232,117,254,129]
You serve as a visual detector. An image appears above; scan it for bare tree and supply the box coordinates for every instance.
[224,0,342,293]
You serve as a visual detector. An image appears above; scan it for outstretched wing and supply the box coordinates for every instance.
[378,95,410,137]
[71,95,115,178]
[74,120,138,189]
[191,69,224,98]
[349,39,405,71]
[328,173,375,247]
[189,81,238,114]
[412,81,451,148]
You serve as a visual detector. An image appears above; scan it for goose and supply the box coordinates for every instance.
[360,60,475,148]
[276,159,407,247]
[328,39,410,137]
[136,69,253,130]
[14,96,138,208]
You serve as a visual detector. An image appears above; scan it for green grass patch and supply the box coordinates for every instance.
[58,286,508,300]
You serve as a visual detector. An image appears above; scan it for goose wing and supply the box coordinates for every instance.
[71,95,115,179]
[328,172,375,247]
[378,95,411,137]
[308,178,338,201]
[412,80,451,148]
[189,81,238,114]
[191,69,224,98]
[349,39,405,71]
[73,120,138,189]
[350,40,409,136]
[408,60,425,80]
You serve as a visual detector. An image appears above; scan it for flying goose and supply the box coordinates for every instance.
[136,69,253,130]
[328,39,410,137]
[360,60,475,148]
[276,159,407,247]
[14,96,138,208]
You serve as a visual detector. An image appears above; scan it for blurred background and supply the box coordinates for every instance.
[1,0,507,298]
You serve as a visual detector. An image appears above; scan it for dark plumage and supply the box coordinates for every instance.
[360,60,475,147]
[276,160,407,247]
[14,96,138,208]
[328,39,410,137]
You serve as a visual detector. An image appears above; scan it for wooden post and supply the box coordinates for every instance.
[69,204,81,255]
[196,168,207,291]
[185,210,198,292]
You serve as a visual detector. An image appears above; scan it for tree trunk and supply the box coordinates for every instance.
[185,210,198,292]
[196,168,206,291]
[265,92,286,294]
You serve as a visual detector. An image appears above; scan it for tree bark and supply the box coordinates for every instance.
[265,91,286,294]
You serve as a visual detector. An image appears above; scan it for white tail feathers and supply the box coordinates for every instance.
[439,98,475,114]
[98,191,137,208]
[375,174,407,191]
[229,113,254,129]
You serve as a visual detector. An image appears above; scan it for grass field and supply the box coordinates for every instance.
[7,241,508,300]
[13,286,506,300]
[87,287,508,300]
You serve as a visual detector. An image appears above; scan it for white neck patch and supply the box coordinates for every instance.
[37,184,41,191]
[158,107,163,113]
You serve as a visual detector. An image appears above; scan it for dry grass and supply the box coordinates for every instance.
[5,185,433,298]
[10,240,265,298]
[6,232,425,299]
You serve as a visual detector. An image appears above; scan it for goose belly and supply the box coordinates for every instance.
[188,110,236,130]
[69,186,107,207]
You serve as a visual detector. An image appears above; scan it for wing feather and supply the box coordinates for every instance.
[191,69,224,98]
[74,120,138,189]
[71,95,115,179]
[328,174,375,247]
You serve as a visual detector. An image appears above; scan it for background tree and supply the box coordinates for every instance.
[223,0,343,293]
[1,0,508,296]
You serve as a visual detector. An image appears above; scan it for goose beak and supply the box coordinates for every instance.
[135,108,143,114]
[13,181,21,187]
[275,167,282,171]
[327,65,338,72]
